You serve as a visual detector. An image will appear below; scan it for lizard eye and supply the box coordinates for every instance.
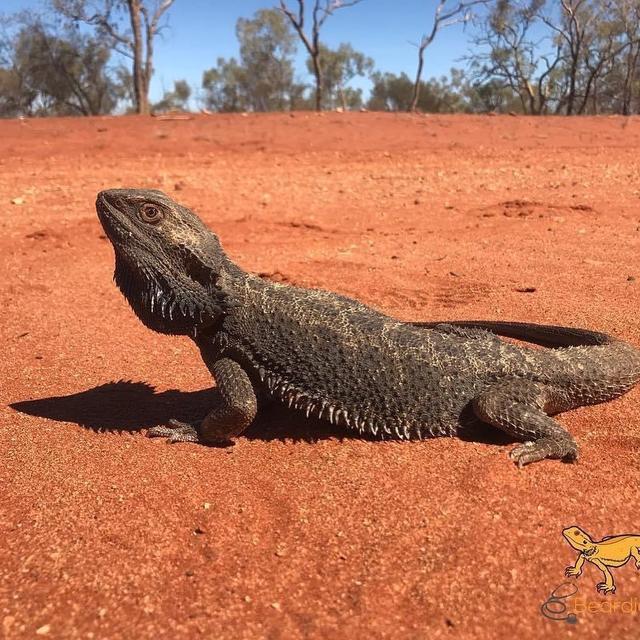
[139,203,164,224]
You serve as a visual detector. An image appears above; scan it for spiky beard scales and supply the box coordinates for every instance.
[113,252,212,336]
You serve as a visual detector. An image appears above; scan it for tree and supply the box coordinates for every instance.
[409,0,489,112]
[368,69,472,112]
[0,15,12,67]
[52,0,176,115]
[0,12,37,116]
[468,0,563,114]
[612,0,640,115]
[368,71,415,111]
[202,58,247,112]
[542,0,640,115]
[236,8,301,111]
[202,9,305,113]
[472,0,640,115]
[465,78,525,111]
[152,78,190,112]
[279,0,364,111]
[307,43,373,109]
[0,19,121,117]
[0,67,30,117]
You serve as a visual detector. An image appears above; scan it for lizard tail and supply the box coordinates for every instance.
[406,320,614,348]
[410,320,640,406]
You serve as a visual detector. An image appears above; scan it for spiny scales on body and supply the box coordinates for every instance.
[95,189,640,466]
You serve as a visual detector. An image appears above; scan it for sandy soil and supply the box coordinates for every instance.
[1,112,639,639]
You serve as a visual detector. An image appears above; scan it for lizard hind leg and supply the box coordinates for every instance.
[472,379,578,467]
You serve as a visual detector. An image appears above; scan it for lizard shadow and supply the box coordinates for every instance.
[9,380,358,444]
[10,380,512,447]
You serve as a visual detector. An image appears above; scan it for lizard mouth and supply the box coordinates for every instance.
[96,192,134,245]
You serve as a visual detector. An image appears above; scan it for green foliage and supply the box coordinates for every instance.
[465,80,524,113]
[2,0,640,117]
[367,70,471,113]
[469,0,640,115]
[202,8,305,112]
[153,79,191,112]
[202,57,249,112]
[468,0,557,114]
[306,43,374,110]
[367,71,414,111]
[52,0,177,115]
[0,21,122,117]
[0,67,30,117]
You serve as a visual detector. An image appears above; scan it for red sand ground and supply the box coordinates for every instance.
[1,113,639,639]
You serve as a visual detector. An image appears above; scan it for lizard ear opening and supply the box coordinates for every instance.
[181,233,224,288]
[184,250,215,287]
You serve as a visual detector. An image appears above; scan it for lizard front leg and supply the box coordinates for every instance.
[631,545,640,570]
[473,379,578,467]
[148,358,257,444]
[565,554,585,578]
[590,559,616,594]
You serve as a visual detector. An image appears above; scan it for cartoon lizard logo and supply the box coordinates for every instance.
[563,526,640,594]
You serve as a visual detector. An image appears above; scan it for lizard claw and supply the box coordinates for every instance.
[509,441,537,467]
[147,419,201,443]
[509,439,578,467]
[565,567,582,578]
[596,582,615,595]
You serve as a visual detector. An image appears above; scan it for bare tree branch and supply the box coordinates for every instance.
[279,0,363,110]
[409,0,489,112]
[52,0,175,114]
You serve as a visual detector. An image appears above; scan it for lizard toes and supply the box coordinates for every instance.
[509,441,534,458]
[510,438,578,467]
[509,442,538,467]
[596,583,615,595]
[147,420,201,443]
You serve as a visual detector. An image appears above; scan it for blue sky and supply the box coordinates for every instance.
[4,0,483,102]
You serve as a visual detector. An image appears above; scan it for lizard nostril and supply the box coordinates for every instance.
[108,196,128,212]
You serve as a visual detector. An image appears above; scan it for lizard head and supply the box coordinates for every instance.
[562,526,596,553]
[96,188,233,336]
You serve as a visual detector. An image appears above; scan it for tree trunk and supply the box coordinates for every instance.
[311,52,322,111]
[338,86,347,110]
[409,46,425,112]
[622,44,640,115]
[566,57,577,115]
[127,0,149,115]
[144,9,154,114]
